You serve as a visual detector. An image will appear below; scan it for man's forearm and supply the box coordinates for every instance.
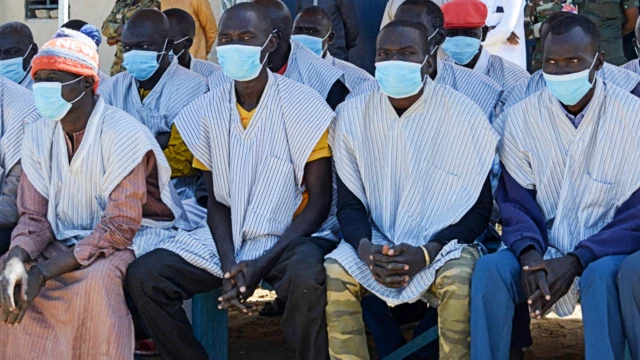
[208,200,236,272]
[34,247,81,281]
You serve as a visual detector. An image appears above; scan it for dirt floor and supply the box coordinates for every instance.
[227,290,585,360]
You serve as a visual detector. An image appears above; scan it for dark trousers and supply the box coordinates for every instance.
[0,227,14,256]
[126,236,336,360]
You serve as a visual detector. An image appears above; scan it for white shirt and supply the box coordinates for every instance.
[481,0,527,69]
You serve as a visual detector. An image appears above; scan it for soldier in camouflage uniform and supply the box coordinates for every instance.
[525,0,564,72]
[102,0,161,76]
[576,0,639,65]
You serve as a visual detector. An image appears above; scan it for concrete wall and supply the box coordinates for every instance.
[1,0,223,74]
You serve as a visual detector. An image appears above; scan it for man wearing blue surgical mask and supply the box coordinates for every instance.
[441,0,529,94]
[0,22,38,90]
[390,0,503,119]
[252,0,349,110]
[126,4,337,359]
[325,19,494,360]
[472,15,640,360]
[164,8,221,78]
[292,6,376,98]
[100,9,208,224]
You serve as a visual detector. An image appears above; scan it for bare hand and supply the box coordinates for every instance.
[518,248,549,319]
[0,257,29,315]
[218,260,266,314]
[523,255,582,318]
[4,267,44,326]
[107,36,122,47]
[507,32,520,46]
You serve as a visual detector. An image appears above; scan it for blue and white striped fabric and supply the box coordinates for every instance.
[97,71,111,94]
[621,59,640,75]
[20,75,33,90]
[325,52,376,98]
[161,71,336,277]
[21,98,189,257]
[436,60,502,118]
[191,58,221,78]
[443,48,529,93]
[100,59,208,135]
[284,41,344,99]
[499,79,640,316]
[0,76,39,195]
[100,59,208,200]
[328,79,498,304]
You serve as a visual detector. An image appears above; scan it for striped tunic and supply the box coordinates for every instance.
[191,58,222,78]
[0,77,39,196]
[499,79,640,316]
[100,59,208,135]
[325,52,376,98]
[621,59,640,75]
[443,48,530,93]
[21,98,189,257]
[20,75,33,90]
[328,80,498,304]
[162,72,336,277]
[284,40,344,99]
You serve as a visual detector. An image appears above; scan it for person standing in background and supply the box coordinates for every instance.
[161,0,218,60]
[222,0,251,11]
[102,0,161,76]
[576,0,638,65]
[525,0,564,72]
[481,0,527,69]
[296,0,359,61]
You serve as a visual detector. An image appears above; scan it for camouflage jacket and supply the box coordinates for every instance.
[526,0,565,71]
[102,0,161,76]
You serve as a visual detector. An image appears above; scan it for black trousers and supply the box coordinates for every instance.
[126,236,336,360]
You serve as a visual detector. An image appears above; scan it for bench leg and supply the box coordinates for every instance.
[193,289,228,360]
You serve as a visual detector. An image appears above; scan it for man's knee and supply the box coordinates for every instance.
[618,252,640,295]
[435,247,479,294]
[580,255,622,291]
[472,250,520,292]
[126,249,169,297]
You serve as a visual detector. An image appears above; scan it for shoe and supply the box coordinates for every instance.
[258,297,286,317]
[509,345,525,360]
[135,338,159,357]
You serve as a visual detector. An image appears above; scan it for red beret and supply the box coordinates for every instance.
[442,0,488,29]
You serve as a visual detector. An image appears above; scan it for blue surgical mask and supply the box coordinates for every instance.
[291,31,331,57]
[0,44,32,84]
[217,35,272,82]
[32,76,85,121]
[123,39,168,81]
[543,54,598,106]
[375,55,428,99]
[441,36,481,65]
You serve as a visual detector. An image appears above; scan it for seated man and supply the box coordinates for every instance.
[622,17,640,74]
[500,11,640,116]
[325,20,495,360]
[126,4,337,360]
[0,22,38,89]
[392,0,503,118]
[0,28,187,360]
[100,9,208,206]
[164,8,222,78]
[472,16,640,360]
[440,0,530,94]
[251,0,349,110]
[0,75,39,255]
[292,6,376,98]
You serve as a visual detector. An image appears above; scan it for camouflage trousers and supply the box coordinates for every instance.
[325,246,481,360]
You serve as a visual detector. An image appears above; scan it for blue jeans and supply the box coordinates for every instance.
[471,249,630,360]
[619,250,640,360]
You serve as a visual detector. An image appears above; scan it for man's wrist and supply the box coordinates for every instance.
[8,246,30,263]
[29,265,46,286]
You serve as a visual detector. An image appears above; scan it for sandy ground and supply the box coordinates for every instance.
[226,290,585,360]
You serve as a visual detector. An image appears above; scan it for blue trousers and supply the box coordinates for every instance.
[471,249,636,360]
[619,250,640,360]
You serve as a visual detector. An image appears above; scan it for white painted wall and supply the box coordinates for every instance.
[1,0,223,74]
